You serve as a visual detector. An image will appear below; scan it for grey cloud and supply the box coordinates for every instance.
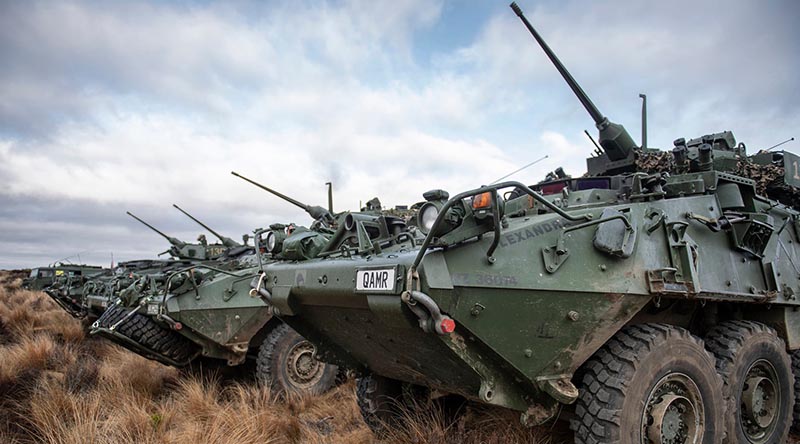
[433,0,799,155]
[1,0,798,268]
[0,0,444,139]
[0,191,307,269]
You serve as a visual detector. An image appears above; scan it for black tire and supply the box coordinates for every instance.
[255,323,337,395]
[355,374,465,437]
[706,320,793,443]
[792,349,800,433]
[356,374,406,436]
[94,304,198,364]
[571,323,725,444]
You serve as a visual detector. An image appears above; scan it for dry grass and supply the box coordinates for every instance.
[0,270,569,444]
[4,270,799,443]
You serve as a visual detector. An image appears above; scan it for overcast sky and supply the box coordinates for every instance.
[1,0,798,269]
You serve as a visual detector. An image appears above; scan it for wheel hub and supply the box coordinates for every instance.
[286,340,324,388]
[642,373,703,444]
[740,360,779,442]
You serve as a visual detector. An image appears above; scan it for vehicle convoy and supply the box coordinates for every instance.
[23,263,105,291]
[47,258,197,320]
[246,4,800,443]
[89,176,410,394]
[41,208,251,321]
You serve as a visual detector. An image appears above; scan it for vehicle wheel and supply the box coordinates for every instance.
[94,304,199,364]
[356,374,406,436]
[256,323,337,395]
[706,320,793,443]
[571,323,724,444]
[356,373,468,437]
[791,349,800,433]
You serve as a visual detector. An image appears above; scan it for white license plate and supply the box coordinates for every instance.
[146,304,160,315]
[356,268,396,292]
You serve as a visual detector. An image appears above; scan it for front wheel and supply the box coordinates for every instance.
[255,323,337,395]
[356,374,406,436]
[356,373,468,438]
[572,323,725,443]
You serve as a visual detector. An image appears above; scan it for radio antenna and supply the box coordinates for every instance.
[490,155,549,184]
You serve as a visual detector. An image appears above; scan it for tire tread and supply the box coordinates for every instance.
[570,323,721,443]
[95,304,198,363]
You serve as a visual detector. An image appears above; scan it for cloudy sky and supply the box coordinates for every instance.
[1,0,798,269]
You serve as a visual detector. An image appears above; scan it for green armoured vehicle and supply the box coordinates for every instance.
[90,176,389,394]
[44,207,250,321]
[49,259,197,320]
[247,4,800,443]
[24,263,105,291]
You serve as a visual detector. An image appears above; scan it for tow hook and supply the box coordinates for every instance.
[401,290,456,335]
[249,273,272,303]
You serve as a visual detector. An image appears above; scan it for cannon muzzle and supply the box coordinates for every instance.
[510,2,637,162]
[231,171,335,224]
[126,211,187,248]
[172,204,240,248]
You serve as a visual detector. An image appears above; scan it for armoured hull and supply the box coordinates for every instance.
[263,171,800,420]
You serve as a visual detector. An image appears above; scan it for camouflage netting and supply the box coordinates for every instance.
[635,151,674,175]
[634,151,800,209]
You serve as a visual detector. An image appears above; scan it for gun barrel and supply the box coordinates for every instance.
[127,211,186,248]
[510,2,636,163]
[173,204,239,248]
[126,211,171,240]
[231,171,309,211]
[510,2,605,125]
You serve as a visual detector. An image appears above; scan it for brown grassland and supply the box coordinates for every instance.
[0,270,571,444]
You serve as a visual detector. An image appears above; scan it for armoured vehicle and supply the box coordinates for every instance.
[43,207,250,321]
[246,4,800,443]
[90,176,404,394]
[47,259,196,320]
[23,263,104,291]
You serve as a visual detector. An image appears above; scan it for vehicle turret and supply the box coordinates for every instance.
[126,211,214,259]
[172,204,240,248]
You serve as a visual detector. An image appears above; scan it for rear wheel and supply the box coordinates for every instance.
[792,349,800,433]
[571,323,724,443]
[705,320,793,443]
[255,323,337,395]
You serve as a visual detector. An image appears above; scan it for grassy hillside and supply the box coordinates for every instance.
[0,270,567,444]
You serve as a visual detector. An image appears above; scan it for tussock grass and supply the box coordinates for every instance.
[0,270,567,444]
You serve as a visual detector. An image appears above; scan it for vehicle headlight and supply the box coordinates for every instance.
[418,203,440,234]
[263,230,286,254]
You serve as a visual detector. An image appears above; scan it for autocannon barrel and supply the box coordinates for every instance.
[231,171,334,224]
[510,2,637,161]
[172,204,240,248]
[126,211,187,248]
